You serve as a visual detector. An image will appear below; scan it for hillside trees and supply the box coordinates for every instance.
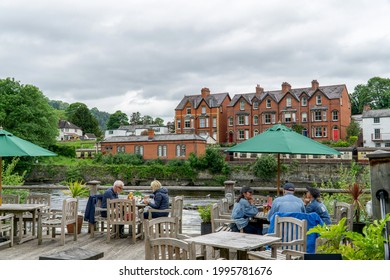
[65,102,102,137]
[0,78,58,147]
[106,110,129,129]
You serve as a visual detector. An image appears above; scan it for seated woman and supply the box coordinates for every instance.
[304,186,331,224]
[143,180,170,219]
[230,186,262,234]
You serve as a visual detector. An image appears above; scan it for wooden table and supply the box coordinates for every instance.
[39,247,104,260]
[185,231,281,260]
[0,204,45,244]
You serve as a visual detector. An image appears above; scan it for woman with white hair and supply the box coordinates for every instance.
[143,180,170,219]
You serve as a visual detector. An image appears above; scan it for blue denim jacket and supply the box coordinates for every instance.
[231,198,258,230]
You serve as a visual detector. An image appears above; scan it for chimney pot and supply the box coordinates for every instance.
[311,80,319,90]
[256,84,264,94]
[148,129,155,139]
[281,82,291,93]
[201,87,210,98]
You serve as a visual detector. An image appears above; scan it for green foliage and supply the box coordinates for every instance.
[90,107,110,131]
[49,144,76,158]
[330,140,350,147]
[198,204,212,223]
[106,110,129,129]
[3,188,29,203]
[308,215,390,260]
[0,78,58,148]
[63,180,90,198]
[346,119,361,138]
[188,147,230,175]
[2,157,26,186]
[253,154,277,181]
[65,102,102,138]
[94,153,144,165]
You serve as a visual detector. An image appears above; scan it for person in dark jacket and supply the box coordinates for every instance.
[304,186,331,224]
[143,180,170,219]
[101,180,125,237]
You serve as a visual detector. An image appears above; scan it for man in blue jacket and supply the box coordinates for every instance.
[102,180,125,237]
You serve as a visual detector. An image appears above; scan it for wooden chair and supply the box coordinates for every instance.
[0,214,14,248]
[219,198,231,216]
[332,201,353,231]
[23,193,51,233]
[144,216,189,259]
[2,194,20,204]
[247,215,307,260]
[38,198,78,246]
[147,237,196,260]
[106,198,143,244]
[211,203,237,233]
[252,195,268,206]
[147,196,184,233]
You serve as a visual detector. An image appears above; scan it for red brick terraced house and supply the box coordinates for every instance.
[226,80,351,144]
[175,87,231,143]
[100,129,206,160]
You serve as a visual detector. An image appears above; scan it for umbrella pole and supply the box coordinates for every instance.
[0,156,2,206]
[277,154,280,196]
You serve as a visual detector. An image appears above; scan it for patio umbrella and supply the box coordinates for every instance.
[227,124,341,195]
[0,128,57,205]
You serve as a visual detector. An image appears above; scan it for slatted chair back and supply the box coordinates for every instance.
[106,198,143,243]
[333,202,353,231]
[2,194,19,204]
[38,197,78,246]
[171,196,184,233]
[211,203,237,233]
[252,195,268,206]
[0,214,14,248]
[144,216,180,259]
[23,193,52,234]
[147,237,196,260]
[219,198,231,215]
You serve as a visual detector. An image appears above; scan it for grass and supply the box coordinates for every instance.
[56,140,96,149]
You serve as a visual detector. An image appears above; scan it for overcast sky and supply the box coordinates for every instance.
[1,0,390,123]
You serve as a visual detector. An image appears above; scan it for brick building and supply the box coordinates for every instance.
[226,80,351,143]
[101,129,206,160]
[175,87,231,143]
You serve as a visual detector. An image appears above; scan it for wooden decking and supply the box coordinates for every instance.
[0,231,146,260]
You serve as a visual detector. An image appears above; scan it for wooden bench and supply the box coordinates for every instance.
[39,247,104,260]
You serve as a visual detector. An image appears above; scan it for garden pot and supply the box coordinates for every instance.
[200,222,212,235]
[67,214,83,234]
[352,222,366,234]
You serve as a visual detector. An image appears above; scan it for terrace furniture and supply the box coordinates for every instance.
[147,237,196,260]
[84,194,107,237]
[38,198,78,246]
[332,201,353,231]
[247,215,307,260]
[0,214,14,248]
[39,247,104,260]
[106,198,143,244]
[23,193,51,234]
[2,194,19,204]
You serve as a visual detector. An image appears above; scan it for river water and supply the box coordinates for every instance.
[44,188,224,236]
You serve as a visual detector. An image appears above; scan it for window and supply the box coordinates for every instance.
[238,130,245,139]
[253,115,258,125]
[176,144,186,157]
[245,130,249,139]
[240,100,245,110]
[314,111,322,121]
[186,107,191,114]
[199,118,206,128]
[158,145,167,157]
[332,110,339,121]
[374,128,381,140]
[284,112,291,123]
[201,106,206,114]
[116,146,125,153]
[177,120,181,129]
[254,129,259,136]
[238,115,245,125]
[315,127,323,137]
[228,117,233,126]
[313,127,327,138]
[316,95,322,105]
[375,143,381,148]
[105,146,113,151]
[385,143,390,147]
[212,117,217,128]
[302,112,307,122]
[109,130,113,135]
[135,145,144,155]
[286,97,292,107]
[264,114,271,124]
[184,120,191,128]
[374,117,380,123]
[301,96,307,106]
[266,99,271,108]
[253,101,258,109]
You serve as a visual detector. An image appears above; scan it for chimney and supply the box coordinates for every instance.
[281,82,291,93]
[201,87,210,98]
[148,129,155,140]
[311,80,319,90]
[363,104,371,111]
[256,84,264,94]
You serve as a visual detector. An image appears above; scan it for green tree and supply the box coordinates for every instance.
[154,117,165,126]
[0,78,58,147]
[350,77,390,114]
[142,115,153,125]
[90,107,110,131]
[48,100,69,110]
[346,119,361,138]
[65,102,102,138]
[106,110,129,129]
[129,112,142,125]
[253,154,278,181]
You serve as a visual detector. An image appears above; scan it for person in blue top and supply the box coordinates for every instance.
[101,180,125,237]
[304,186,331,224]
[230,186,261,234]
[267,182,305,220]
[143,180,170,219]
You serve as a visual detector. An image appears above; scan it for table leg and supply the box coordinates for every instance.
[32,210,37,236]
[17,213,23,244]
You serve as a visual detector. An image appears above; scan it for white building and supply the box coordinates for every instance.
[104,124,169,140]
[57,120,83,141]
[362,108,390,148]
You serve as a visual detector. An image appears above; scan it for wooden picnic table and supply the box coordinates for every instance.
[185,231,281,260]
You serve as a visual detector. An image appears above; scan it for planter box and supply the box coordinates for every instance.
[200,222,212,235]
[67,215,83,234]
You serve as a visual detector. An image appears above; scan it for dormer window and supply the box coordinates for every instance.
[266,99,271,108]
[286,97,292,107]
[240,100,245,110]
[253,101,258,109]
[186,107,191,114]
[201,106,206,114]
[301,96,307,106]
[316,95,322,105]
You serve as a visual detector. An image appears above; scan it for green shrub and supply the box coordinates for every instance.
[49,144,76,158]
[253,154,277,181]
[198,204,212,223]
[2,157,26,186]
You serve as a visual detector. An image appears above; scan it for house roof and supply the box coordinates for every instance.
[175,92,230,110]
[58,120,81,130]
[117,124,166,132]
[102,134,206,143]
[227,84,346,107]
[362,108,390,118]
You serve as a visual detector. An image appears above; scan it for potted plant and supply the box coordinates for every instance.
[63,180,90,234]
[198,204,212,235]
[347,182,368,233]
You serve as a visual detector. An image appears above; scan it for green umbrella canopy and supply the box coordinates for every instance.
[227,124,341,195]
[0,128,56,205]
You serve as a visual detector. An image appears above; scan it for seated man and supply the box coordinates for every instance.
[101,180,125,237]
